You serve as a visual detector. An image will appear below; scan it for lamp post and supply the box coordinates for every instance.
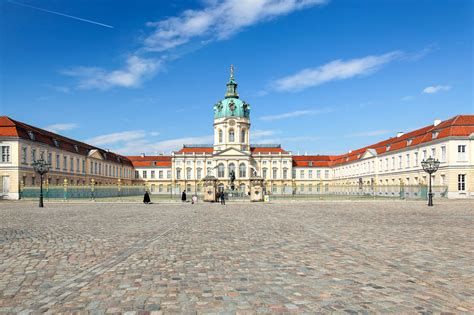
[421,157,440,207]
[32,158,51,207]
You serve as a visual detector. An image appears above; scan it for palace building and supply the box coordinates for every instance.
[1,66,473,200]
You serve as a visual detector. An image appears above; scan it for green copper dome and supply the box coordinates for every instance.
[213,65,251,119]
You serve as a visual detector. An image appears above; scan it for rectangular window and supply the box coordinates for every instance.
[159,170,163,179]
[406,154,410,168]
[325,170,329,179]
[458,145,466,161]
[300,170,304,179]
[292,169,296,179]
[422,150,427,161]
[56,154,60,169]
[431,148,436,159]
[458,174,465,191]
[272,168,278,179]
[316,170,321,178]
[308,184,313,192]
[391,157,395,170]
[308,170,313,179]
[414,152,418,166]
[441,146,446,162]
[176,169,181,180]
[143,170,147,179]
[31,148,36,164]
[135,170,139,179]
[82,160,85,174]
[283,169,288,179]
[151,171,155,179]
[63,156,67,170]
[262,169,267,178]
[398,155,402,169]
[22,147,28,164]
[70,157,74,172]
[458,174,466,191]
[197,168,202,180]
[167,170,171,179]
[48,152,52,165]
[1,146,11,163]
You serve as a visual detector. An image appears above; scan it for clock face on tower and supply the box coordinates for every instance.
[228,120,236,126]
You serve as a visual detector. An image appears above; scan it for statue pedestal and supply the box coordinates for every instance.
[203,176,218,202]
[250,176,264,202]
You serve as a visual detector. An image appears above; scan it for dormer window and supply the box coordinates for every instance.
[309,161,313,166]
[117,157,121,163]
[407,138,413,146]
[73,144,79,152]
[357,154,361,159]
[386,145,391,151]
[27,131,35,141]
[53,139,59,147]
[432,131,439,139]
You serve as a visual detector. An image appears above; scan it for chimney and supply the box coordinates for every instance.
[396,132,404,138]
[434,119,441,126]
[140,153,145,158]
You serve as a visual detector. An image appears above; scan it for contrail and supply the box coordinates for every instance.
[8,0,114,29]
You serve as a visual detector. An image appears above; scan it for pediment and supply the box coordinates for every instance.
[88,149,104,160]
[361,148,377,159]
[213,147,250,157]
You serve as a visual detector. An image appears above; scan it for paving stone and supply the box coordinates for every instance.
[0,201,473,313]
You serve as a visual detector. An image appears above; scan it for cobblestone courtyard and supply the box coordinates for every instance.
[0,201,473,314]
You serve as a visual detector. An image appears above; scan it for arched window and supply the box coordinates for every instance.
[241,129,246,143]
[229,129,235,142]
[239,163,246,178]
[228,163,236,177]
[239,183,246,193]
[217,163,225,177]
[218,129,223,143]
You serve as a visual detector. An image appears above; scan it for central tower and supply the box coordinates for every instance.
[213,65,251,152]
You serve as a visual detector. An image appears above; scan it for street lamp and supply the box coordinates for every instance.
[32,158,51,207]
[421,157,440,207]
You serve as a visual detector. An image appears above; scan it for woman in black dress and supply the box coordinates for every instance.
[181,190,187,202]
[143,190,151,204]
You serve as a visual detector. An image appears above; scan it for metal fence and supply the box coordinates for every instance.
[20,185,146,200]
[19,184,448,201]
[265,184,448,200]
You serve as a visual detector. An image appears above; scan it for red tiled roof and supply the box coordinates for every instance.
[176,147,214,154]
[251,147,288,154]
[329,115,474,166]
[292,155,337,167]
[0,116,133,166]
[126,155,172,167]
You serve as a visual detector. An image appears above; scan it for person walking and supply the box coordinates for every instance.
[143,190,151,204]
[181,190,187,202]
[220,191,226,205]
[192,194,198,204]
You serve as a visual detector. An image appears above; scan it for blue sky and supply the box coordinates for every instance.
[1,0,473,155]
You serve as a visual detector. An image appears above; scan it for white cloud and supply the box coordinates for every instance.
[251,129,279,138]
[422,85,451,94]
[273,51,402,92]
[86,130,147,146]
[144,0,328,52]
[346,130,391,137]
[114,135,214,155]
[401,95,414,102]
[62,55,162,90]
[259,107,335,121]
[44,123,78,133]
